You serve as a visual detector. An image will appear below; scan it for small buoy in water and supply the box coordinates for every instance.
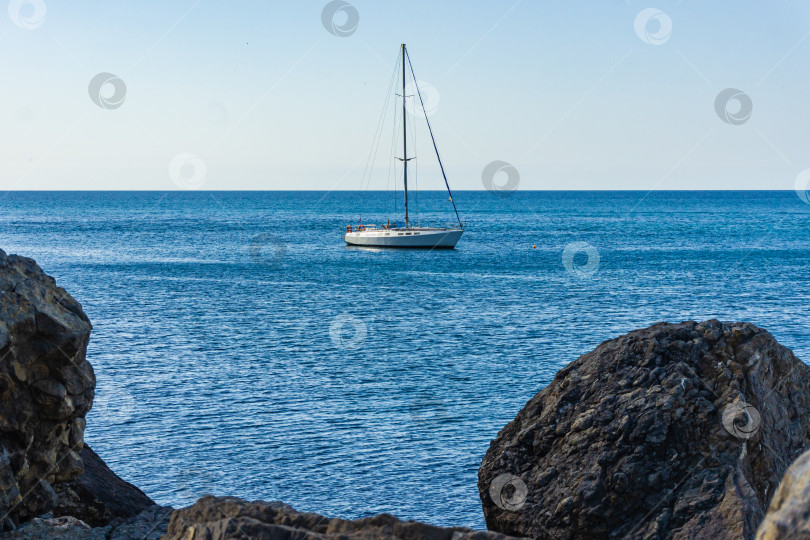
[532,245,536,249]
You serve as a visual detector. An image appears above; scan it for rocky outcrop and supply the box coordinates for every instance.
[53,444,157,526]
[0,250,94,527]
[165,495,522,539]
[479,320,810,539]
[756,448,810,539]
[1,504,173,539]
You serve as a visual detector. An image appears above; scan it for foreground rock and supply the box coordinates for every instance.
[53,444,158,526]
[0,249,169,538]
[0,250,94,526]
[479,320,810,539]
[1,505,173,539]
[165,495,521,539]
[757,448,810,539]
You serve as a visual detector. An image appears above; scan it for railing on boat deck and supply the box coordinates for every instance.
[342,224,385,234]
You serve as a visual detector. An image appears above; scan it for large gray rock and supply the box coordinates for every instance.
[53,444,158,526]
[0,250,94,527]
[479,320,810,539]
[164,495,521,539]
[0,504,173,540]
[756,448,810,539]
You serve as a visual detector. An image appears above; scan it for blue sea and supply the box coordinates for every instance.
[3,190,810,529]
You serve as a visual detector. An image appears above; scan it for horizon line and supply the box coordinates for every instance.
[0,189,803,193]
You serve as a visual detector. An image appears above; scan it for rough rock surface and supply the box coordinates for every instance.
[165,495,521,539]
[53,444,157,526]
[479,320,810,539]
[0,504,173,539]
[756,448,810,539]
[0,249,94,526]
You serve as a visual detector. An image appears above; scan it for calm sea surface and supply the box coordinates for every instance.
[2,190,810,528]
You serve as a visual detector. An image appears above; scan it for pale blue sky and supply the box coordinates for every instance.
[2,1,810,190]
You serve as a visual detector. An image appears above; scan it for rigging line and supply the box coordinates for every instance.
[409,88,419,226]
[411,81,419,227]
[361,56,398,193]
[411,110,419,227]
[388,54,404,220]
[405,48,462,228]
[391,85,399,220]
[364,49,400,191]
[409,97,416,226]
[360,50,400,191]
[365,84,393,193]
[385,95,394,213]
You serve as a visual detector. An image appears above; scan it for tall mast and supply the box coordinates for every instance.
[404,47,463,228]
[401,43,409,228]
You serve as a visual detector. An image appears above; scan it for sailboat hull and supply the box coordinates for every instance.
[345,228,463,249]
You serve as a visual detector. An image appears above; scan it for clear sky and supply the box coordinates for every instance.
[2,0,810,190]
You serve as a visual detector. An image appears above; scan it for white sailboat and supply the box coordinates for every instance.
[343,44,464,249]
